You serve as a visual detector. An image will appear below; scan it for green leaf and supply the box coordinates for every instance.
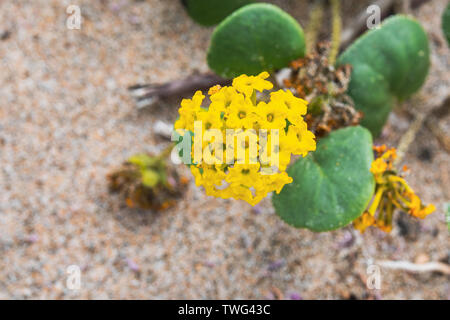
[272,126,375,232]
[337,15,430,136]
[207,3,305,78]
[443,2,450,46]
[141,170,160,188]
[184,0,254,26]
[128,154,159,170]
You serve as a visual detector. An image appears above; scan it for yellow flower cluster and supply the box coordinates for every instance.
[174,72,316,205]
[354,145,435,233]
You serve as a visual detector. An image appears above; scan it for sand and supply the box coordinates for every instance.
[0,0,448,299]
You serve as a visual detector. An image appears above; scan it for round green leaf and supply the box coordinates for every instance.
[207,3,305,78]
[443,2,450,46]
[272,126,375,232]
[184,0,254,26]
[337,16,430,136]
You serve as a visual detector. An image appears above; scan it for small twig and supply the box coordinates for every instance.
[426,121,450,153]
[410,0,431,10]
[153,120,173,139]
[329,0,342,65]
[395,111,427,165]
[305,0,325,55]
[377,260,450,274]
[394,0,411,14]
[425,96,450,153]
[396,96,450,164]
[129,73,230,108]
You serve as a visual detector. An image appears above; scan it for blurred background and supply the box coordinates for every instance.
[0,0,448,299]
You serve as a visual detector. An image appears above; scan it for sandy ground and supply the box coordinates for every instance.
[0,0,448,299]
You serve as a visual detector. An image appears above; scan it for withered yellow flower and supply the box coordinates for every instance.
[353,145,435,233]
[353,212,376,233]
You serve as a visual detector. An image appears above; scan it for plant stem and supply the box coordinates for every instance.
[395,96,449,165]
[395,112,427,166]
[305,0,325,55]
[159,143,175,160]
[329,0,342,66]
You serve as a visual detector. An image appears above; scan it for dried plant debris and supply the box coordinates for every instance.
[108,150,188,210]
[284,42,362,138]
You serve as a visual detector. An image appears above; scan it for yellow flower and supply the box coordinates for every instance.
[255,101,288,129]
[190,166,204,187]
[202,165,227,187]
[176,90,205,131]
[210,86,239,113]
[175,72,315,206]
[259,130,291,171]
[196,109,222,131]
[226,96,258,129]
[263,172,293,194]
[227,129,259,164]
[174,117,187,132]
[285,122,317,156]
[208,85,221,95]
[270,90,307,125]
[235,145,259,165]
[228,184,254,203]
[226,163,260,185]
[261,130,297,171]
[232,71,273,97]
